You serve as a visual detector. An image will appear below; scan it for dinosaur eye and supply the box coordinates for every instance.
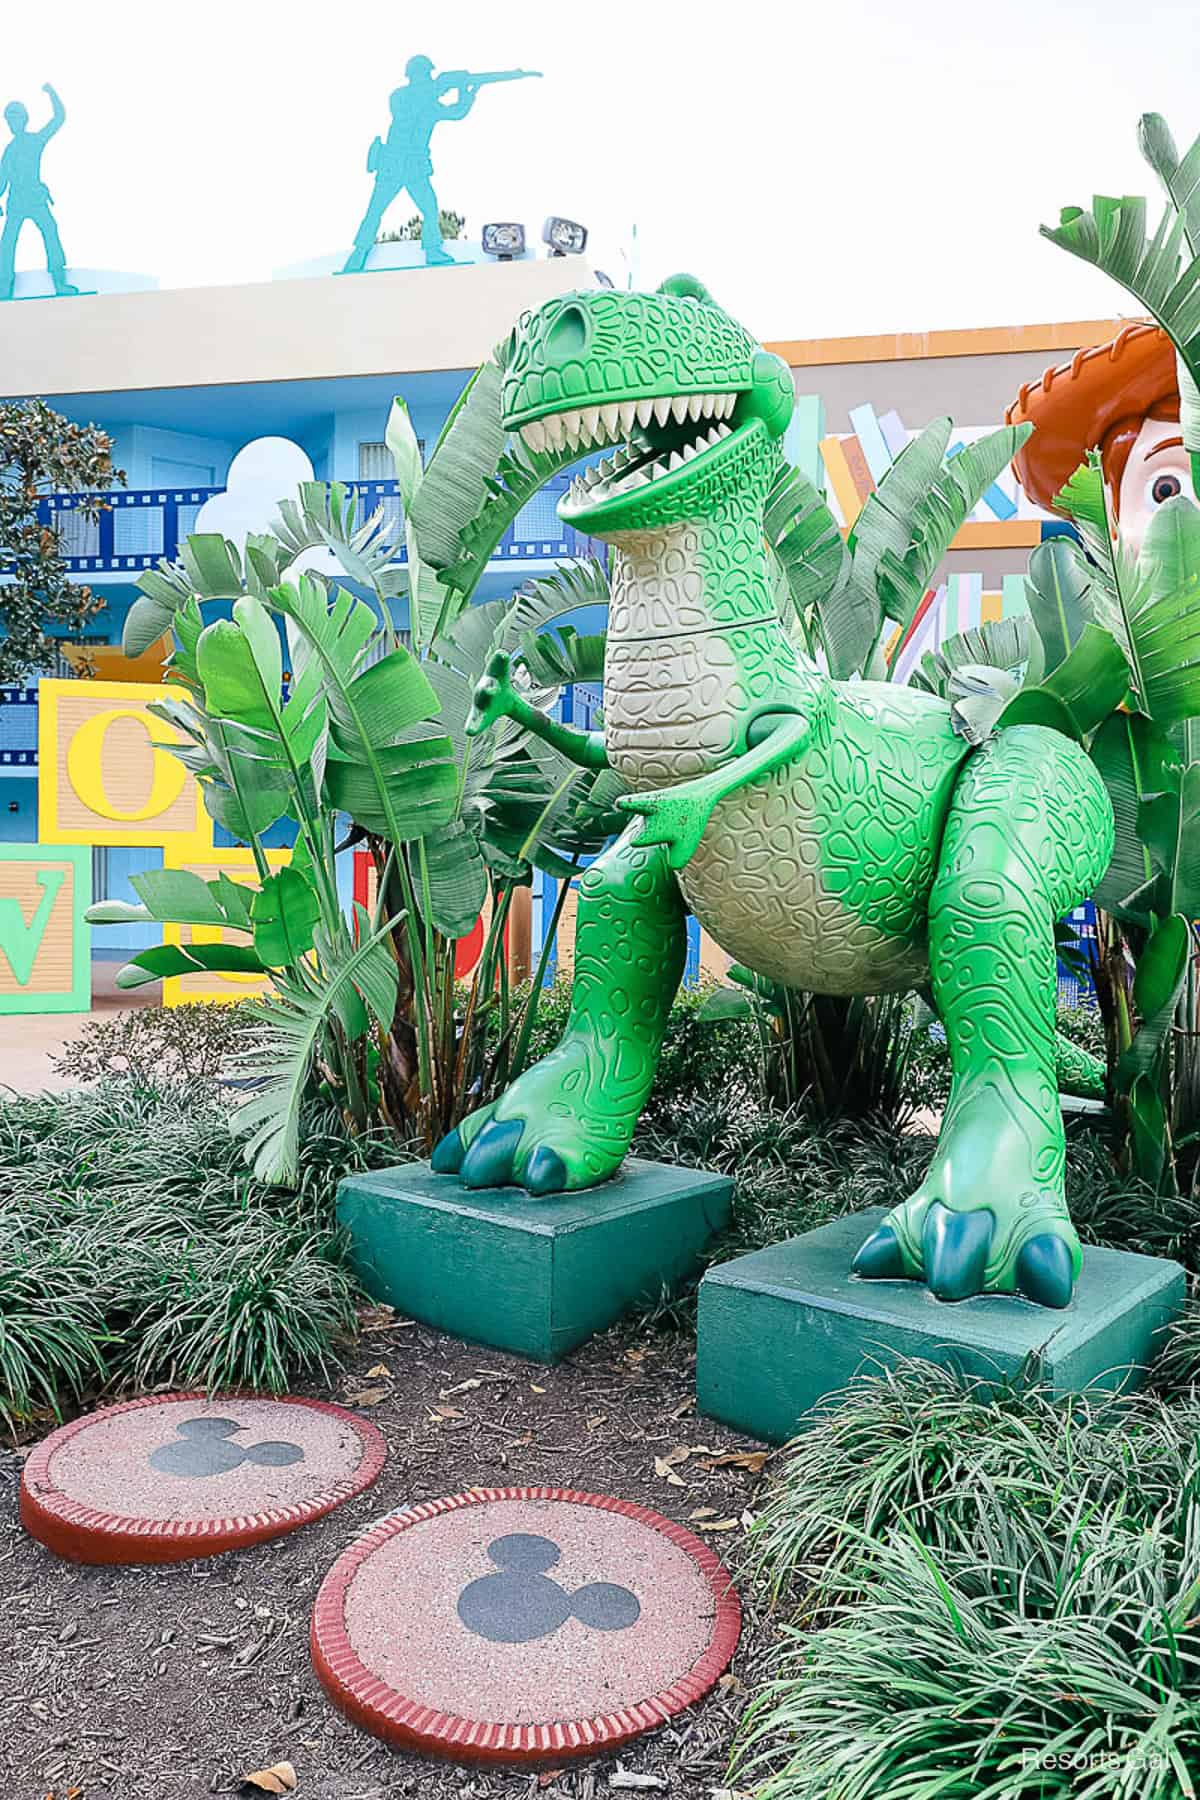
[1148,471,1183,506]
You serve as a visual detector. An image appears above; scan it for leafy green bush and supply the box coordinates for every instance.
[50,1001,253,1094]
[738,1362,1200,1800]
[0,1085,401,1430]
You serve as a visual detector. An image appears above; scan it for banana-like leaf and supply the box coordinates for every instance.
[518,625,607,689]
[1139,760,1200,918]
[1024,537,1095,675]
[270,577,456,843]
[945,663,1025,745]
[873,426,1033,636]
[849,417,953,614]
[1041,188,1200,388]
[998,622,1129,741]
[1128,1070,1168,1188]
[115,942,266,990]
[764,462,851,655]
[1138,114,1200,256]
[435,433,604,598]
[250,866,321,968]
[1056,465,1200,724]
[1118,911,1190,1085]
[271,483,406,598]
[418,818,488,938]
[1088,711,1174,920]
[131,868,239,927]
[911,616,1032,697]
[231,917,400,1186]
[408,362,508,570]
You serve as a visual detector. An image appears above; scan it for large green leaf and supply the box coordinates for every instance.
[1041,189,1200,391]
[418,819,488,938]
[115,942,266,990]
[1088,712,1173,920]
[1139,760,1200,918]
[1119,911,1190,1084]
[997,622,1129,741]
[250,867,321,968]
[1138,114,1200,256]
[1024,537,1094,675]
[270,576,456,843]
[872,426,1032,640]
[231,918,400,1186]
[408,363,508,570]
[911,616,1032,698]
[1131,495,1200,722]
[764,462,852,662]
[324,738,457,838]
[130,868,235,927]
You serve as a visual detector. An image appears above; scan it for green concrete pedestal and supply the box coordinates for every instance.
[697,1206,1186,1444]
[337,1157,732,1363]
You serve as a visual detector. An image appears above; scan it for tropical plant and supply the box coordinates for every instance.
[91,372,618,1185]
[0,398,124,687]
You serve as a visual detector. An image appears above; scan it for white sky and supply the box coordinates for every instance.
[6,0,1200,342]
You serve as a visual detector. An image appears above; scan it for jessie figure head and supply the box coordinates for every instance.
[1006,322,1187,557]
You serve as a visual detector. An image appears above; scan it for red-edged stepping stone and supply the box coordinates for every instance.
[311,1486,741,1766]
[21,1393,386,1565]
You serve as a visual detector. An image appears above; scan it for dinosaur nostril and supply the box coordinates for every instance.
[544,303,589,365]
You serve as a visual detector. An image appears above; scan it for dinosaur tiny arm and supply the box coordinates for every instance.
[467,650,609,770]
[616,709,811,870]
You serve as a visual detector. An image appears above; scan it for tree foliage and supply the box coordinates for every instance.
[0,400,122,687]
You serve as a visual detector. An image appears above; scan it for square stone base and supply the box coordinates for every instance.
[337,1157,732,1363]
[696,1206,1186,1444]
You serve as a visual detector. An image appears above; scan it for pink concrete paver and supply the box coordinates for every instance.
[311,1487,741,1767]
[21,1393,386,1564]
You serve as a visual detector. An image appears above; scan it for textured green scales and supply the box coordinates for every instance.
[434,279,1116,1308]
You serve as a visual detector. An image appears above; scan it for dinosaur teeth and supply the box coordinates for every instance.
[636,399,654,428]
[520,420,546,452]
[670,396,690,425]
[653,396,672,429]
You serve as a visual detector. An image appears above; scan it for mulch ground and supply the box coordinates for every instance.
[1,1310,771,1800]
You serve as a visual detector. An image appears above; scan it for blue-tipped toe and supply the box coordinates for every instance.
[923,1202,993,1302]
[460,1118,524,1189]
[525,1145,568,1196]
[430,1127,465,1174]
[1016,1233,1075,1310]
[852,1223,907,1280]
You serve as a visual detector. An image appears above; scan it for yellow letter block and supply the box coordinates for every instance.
[38,678,208,850]
[162,845,292,1007]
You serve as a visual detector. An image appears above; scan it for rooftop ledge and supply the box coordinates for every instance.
[0,258,596,401]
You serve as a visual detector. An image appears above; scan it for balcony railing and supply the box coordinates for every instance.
[37,475,602,575]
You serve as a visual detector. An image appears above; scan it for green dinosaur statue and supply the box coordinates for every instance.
[432,277,1115,1310]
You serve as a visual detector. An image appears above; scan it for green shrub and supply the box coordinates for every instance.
[0,1085,400,1430]
[49,1001,252,1095]
[738,1362,1200,1799]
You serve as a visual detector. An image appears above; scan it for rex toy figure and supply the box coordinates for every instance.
[432,277,1114,1310]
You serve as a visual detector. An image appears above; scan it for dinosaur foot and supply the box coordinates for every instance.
[431,1039,631,1197]
[853,1199,1079,1310]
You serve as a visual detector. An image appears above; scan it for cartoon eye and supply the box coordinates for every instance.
[1148,471,1183,506]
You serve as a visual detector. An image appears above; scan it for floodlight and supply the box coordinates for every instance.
[482,221,526,261]
[542,216,588,256]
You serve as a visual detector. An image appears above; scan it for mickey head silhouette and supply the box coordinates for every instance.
[148,1417,305,1479]
[456,1533,641,1644]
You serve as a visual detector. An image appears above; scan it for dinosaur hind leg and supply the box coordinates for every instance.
[855,725,1114,1308]
[432,824,687,1194]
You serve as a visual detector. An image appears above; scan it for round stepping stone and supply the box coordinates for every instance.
[311,1485,741,1766]
[21,1392,386,1565]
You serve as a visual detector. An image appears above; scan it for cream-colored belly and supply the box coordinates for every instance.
[677,771,930,998]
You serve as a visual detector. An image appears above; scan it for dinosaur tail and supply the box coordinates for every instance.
[1056,1030,1106,1100]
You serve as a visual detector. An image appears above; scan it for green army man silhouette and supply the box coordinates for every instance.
[343,56,540,273]
[0,83,77,301]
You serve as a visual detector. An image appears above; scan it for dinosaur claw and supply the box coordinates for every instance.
[852,1223,907,1280]
[525,1145,568,1195]
[1015,1233,1076,1310]
[923,1201,993,1302]
[430,1127,465,1174]
[460,1118,525,1189]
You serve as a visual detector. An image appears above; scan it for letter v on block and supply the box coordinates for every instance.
[0,870,65,986]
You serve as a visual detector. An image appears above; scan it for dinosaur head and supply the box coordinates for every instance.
[500,276,793,537]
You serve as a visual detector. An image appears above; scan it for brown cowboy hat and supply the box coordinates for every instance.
[1005,321,1178,513]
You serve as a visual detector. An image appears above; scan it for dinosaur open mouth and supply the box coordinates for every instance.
[516,392,741,515]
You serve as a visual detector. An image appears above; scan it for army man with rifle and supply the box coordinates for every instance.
[343,58,540,272]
